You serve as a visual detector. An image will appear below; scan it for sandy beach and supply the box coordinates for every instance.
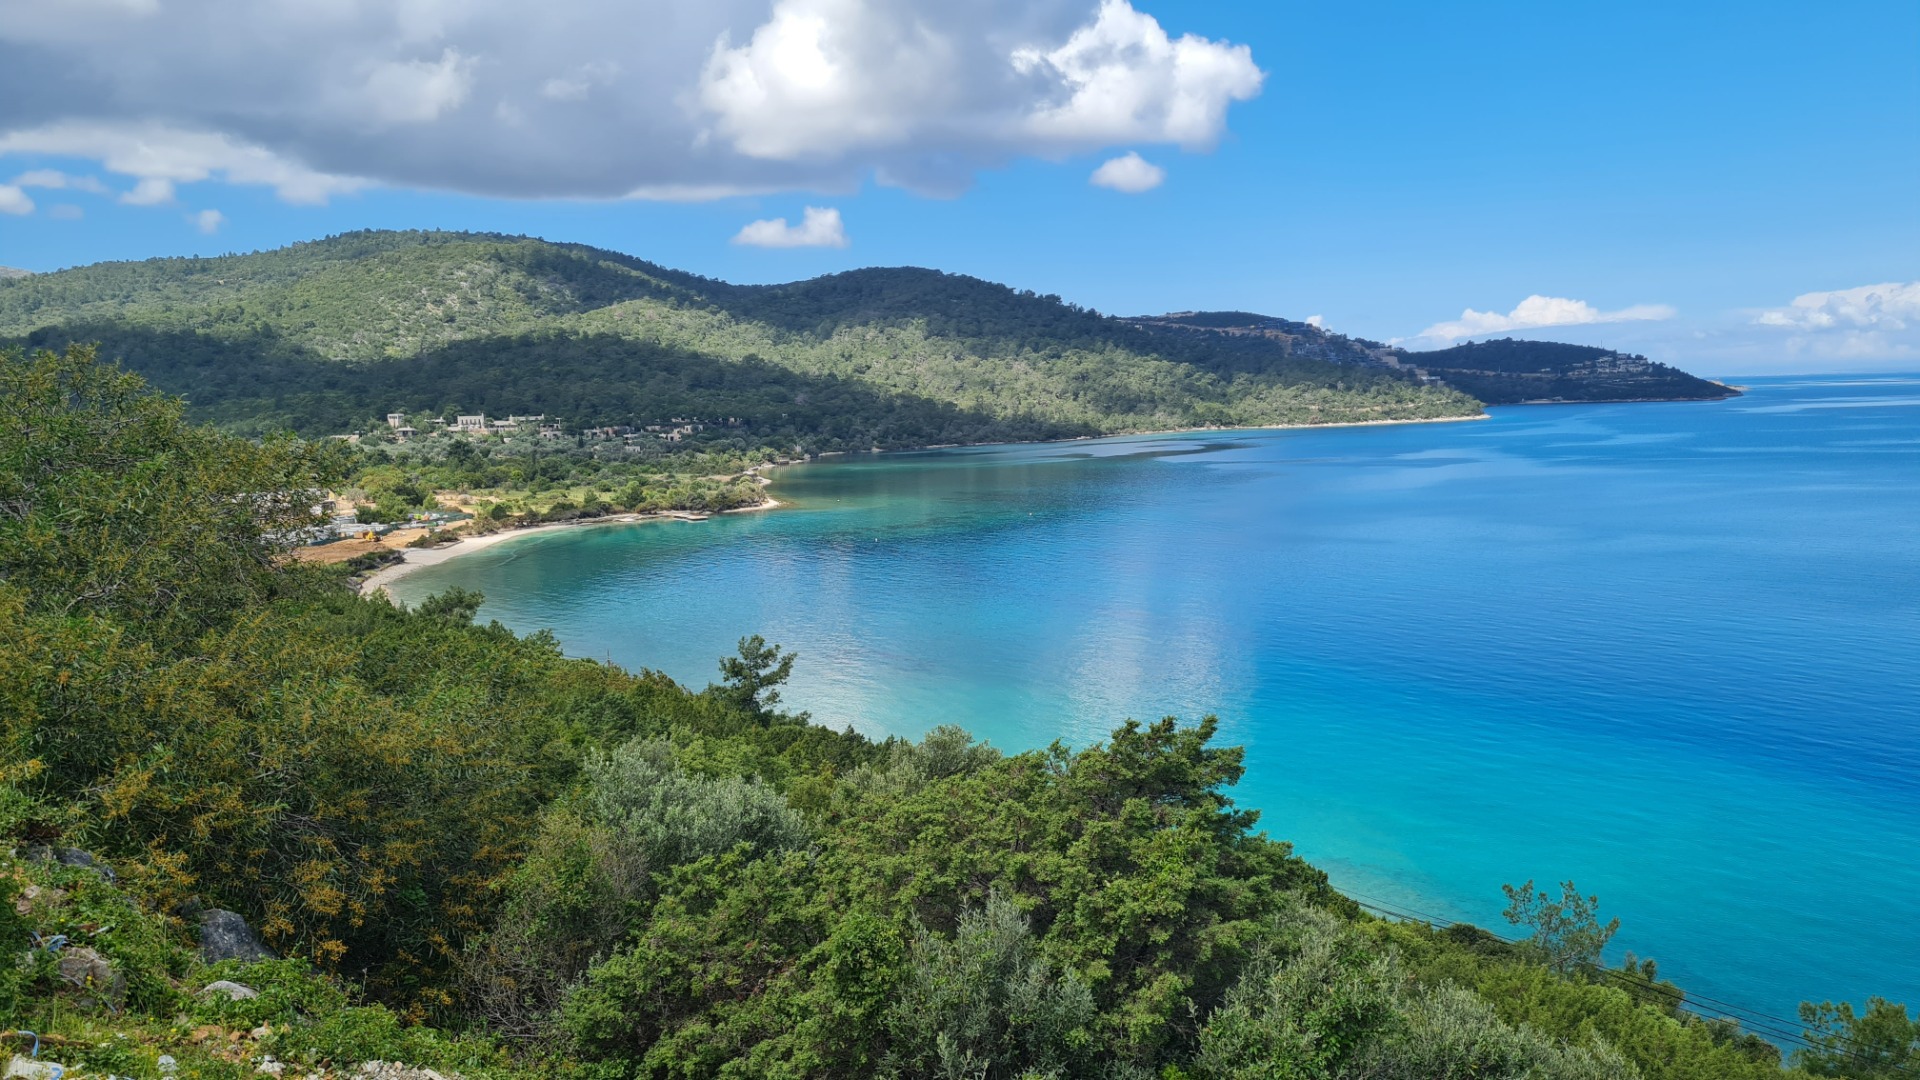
[358,500,781,599]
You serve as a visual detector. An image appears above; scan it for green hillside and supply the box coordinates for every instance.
[0,230,1477,443]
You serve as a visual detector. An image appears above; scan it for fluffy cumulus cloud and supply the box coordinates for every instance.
[0,0,1264,204]
[1015,0,1262,149]
[1755,282,1920,332]
[1089,151,1164,193]
[0,183,31,215]
[1747,281,1920,363]
[1410,294,1676,345]
[192,208,226,234]
[732,206,849,248]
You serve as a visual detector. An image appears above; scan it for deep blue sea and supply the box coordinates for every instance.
[391,374,1920,1021]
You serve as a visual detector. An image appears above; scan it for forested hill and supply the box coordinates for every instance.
[1123,310,1392,370]
[0,230,1476,443]
[1124,311,1736,406]
[1398,338,1738,405]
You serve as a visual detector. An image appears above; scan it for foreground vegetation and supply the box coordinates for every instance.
[3,343,1912,1078]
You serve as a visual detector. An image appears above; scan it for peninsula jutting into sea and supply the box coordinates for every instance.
[3,0,1913,1074]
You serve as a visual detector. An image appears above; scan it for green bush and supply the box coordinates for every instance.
[1197,899,1632,1080]
[881,891,1097,1079]
[466,737,809,1037]
[74,1032,149,1076]
[188,958,349,1029]
[9,853,189,1017]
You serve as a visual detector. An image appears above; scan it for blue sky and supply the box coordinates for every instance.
[1,0,1915,373]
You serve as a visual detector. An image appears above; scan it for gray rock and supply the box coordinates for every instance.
[357,1064,456,1080]
[199,908,276,963]
[25,846,116,883]
[13,883,64,915]
[56,944,126,1009]
[198,979,260,1000]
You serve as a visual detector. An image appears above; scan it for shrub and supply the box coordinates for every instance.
[466,738,808,1037]
[881,891,1096,1079]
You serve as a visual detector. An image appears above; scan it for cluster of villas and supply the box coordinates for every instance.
[380,412,735,444]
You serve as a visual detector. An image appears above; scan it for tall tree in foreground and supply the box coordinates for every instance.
[1502,879,1621,975]
[0,343,340,644]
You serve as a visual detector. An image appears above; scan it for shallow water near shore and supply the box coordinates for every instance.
[391,374,1920,1020]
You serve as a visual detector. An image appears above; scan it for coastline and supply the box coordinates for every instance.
[367,401,1747,600]
[1505,392,1744,406]
[357,499,782,599]
[357,412,1490,600]
[1076,411,1489,442]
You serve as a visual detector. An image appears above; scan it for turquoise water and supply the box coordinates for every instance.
[391,375,1920,1020]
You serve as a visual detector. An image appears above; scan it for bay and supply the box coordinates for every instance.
[389,373,1920,1020]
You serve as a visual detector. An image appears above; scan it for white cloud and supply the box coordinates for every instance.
[359,48,475,126]
[0,184,33,215]
[1305,315,1325,329]
[731,206,849,248]
[0,0,1262,201]
[1409,294,1676,346]
[622,182,792,202]
[540,61,621,103]
[192,208,226,234]
[12,168,107,193]
[0,123,367,205]
[120,176,175,205]
[698,0,934,161]
[12,168,66,188]
[48,203,83,220]
[1015,0,1264,149]
[1089,151,1164,193]
[1733,281,1920,368]
[1754,282,1920,332]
